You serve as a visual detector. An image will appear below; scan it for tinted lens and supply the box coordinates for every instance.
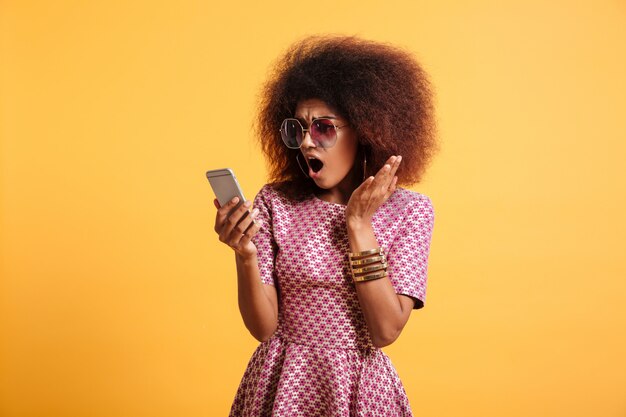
[280,119,303,148]
[311,119,337,148]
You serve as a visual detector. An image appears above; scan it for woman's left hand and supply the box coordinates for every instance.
[345,155,402,227]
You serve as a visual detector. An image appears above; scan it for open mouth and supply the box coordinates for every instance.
[308,157,324,173]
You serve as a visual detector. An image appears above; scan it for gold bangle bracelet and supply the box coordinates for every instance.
[350,255,386,266]
[351,262,387,275]
[348,247,382,258]
[353,270,387,282]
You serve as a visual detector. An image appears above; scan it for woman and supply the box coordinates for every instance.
[213,35,438,416]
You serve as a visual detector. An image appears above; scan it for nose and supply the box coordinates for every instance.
[300,130,316,149]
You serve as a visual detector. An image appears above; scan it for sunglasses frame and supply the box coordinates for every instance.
[279,117,349,149]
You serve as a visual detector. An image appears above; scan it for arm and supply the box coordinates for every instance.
[235,253,278,342]
[213,195,278,343]
[347,220,415,348]
[345,154,429,348]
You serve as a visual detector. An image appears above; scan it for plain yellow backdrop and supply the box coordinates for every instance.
[1,0,625,416]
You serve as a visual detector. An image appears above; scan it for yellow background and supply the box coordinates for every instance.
[1,0,625,416]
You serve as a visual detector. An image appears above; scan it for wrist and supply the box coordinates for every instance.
[346,219,376,253]
[346,216,372,231]
[235,251,258,265]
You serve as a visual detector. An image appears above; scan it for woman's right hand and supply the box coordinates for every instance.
[213,197,262,259]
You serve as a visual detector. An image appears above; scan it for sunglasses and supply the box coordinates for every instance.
[279,117,349,149]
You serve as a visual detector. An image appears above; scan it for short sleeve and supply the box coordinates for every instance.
[250,185,278,286]
[386,195,435,309]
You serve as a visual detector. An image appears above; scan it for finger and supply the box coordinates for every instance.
[372,159,391,182]
[215,197,239,233]
[389,155,402,178]
[379,155,400,179]
[384,155,396,165]
[351,174,374,198]
[383,156,401,191]
[370,160,393,191]
[385,175,398,199]
[216,196,241,225]
[384,155,397,174]
[224,199,253,237]
[362,155,396,201]
[220,198,251,238]
[358,175,375,191]
[362,164,388,202]
[369,157,399,201]
[238,218,263,248]
[227,206,259,244]
[355,175,376,202]
[381,156,397,178]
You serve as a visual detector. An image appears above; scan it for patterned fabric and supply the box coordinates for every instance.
[229,184,435,417]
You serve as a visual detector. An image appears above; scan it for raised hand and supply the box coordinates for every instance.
[345,155,401,227]
[213,197,262,258]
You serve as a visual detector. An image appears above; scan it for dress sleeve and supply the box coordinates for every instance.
[250,185,278,286]
[386,195,435,309]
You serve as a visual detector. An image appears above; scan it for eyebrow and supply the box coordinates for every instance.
[295,115,338,123]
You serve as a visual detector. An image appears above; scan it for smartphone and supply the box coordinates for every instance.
[206,168,247,213]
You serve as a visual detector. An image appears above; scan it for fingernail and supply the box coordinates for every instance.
[251,208,259,217]
[231,197,239,203]
[244,200,252,207]
[397,155,402,162]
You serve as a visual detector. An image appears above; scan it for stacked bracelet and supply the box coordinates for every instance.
[348,247,388,283]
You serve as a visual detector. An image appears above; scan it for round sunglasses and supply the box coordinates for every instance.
[279,118,349,149]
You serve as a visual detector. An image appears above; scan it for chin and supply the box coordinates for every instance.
[312,177,331,189]
[314,171,352,189]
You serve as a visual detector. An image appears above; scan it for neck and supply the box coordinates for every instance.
[315,161,362,205]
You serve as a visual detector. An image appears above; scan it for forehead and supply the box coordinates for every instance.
[294,98,341,119]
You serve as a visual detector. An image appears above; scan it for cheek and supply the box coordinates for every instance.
[330,145,356,172]
[325,132,358,176]
[340,137,359,167]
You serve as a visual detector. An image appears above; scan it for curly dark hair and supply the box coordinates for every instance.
[254,35,438,200]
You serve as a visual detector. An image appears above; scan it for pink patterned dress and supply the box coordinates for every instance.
[229,184,435,417]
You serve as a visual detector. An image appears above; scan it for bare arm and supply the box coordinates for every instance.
[344,155,416,348]
[213,197,278,342]
[347,220,415,348]
[235,253,278,342]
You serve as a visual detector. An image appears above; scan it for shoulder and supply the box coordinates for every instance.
[252,184,278,211]
[256,183,276,199]
[389,187,434,216]
[253,183,304,214]
[255,183,288,202]
[384,188,435,242]
[255,181,311,205]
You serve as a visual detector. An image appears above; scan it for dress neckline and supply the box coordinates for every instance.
[310,192,348,208]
